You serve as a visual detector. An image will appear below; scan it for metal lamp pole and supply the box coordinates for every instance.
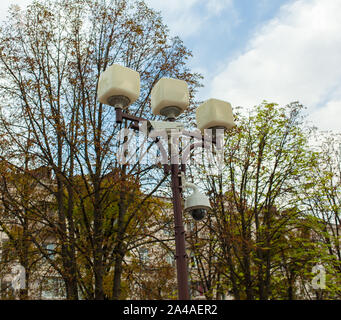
[114,107,190,299]
[97,64,235,300]
[170,163,189,300]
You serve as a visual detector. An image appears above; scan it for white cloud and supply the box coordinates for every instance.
[0,0,31,22]
[310,99,341,131]
[209,0,341,132]
[145,0,199,12]
[145,0,234,38]
[206,0,233,15]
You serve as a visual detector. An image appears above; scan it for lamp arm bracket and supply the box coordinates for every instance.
[183,181,199,193]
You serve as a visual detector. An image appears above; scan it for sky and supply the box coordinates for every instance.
[1,0,340,132]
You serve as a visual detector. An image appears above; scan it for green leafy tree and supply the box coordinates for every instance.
[299,133,341,299]
[191,102,317,299]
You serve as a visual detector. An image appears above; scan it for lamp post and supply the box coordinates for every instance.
[97,64,235,300]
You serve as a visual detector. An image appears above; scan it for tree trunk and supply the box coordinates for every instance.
[112,247,124,300]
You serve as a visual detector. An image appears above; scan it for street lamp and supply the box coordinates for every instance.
[97,64,235,300]
[151,77,190,119]
[98,64,140,108]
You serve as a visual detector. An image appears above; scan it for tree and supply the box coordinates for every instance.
[186,214,222,299]
[112,197,180,300]
[0,0,201,299]
[299,133,341,299]
[191,102,317,299]
[0,152,60,300]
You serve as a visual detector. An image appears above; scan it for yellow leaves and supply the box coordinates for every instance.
[134,26,143,35]
[102,271,114,298]
[42,9,53,19]
[25,57,36,68]
[23,79,32,88]
[123,18,144,35]
[9,56,20,63]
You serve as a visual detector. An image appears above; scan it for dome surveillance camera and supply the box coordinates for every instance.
[190,208,208,221]
[184,183,211,221]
